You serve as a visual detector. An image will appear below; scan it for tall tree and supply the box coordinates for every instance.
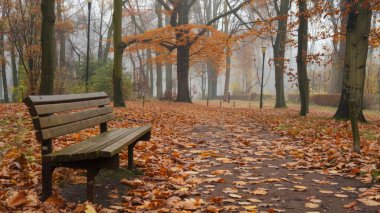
[0,6,8,102]
[273,0,290,108]
[39,0,57,95]
[113,0,125,106]
[155,1,163,99]
[123,0,247,102]
[334,0,372,121]
[223,1,231,101]
[296,0,309,116]
[55,0,66,94]
[328,0,347,94]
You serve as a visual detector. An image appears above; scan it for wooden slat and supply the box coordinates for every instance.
[100,126,152,157]
[24,92,107,106]
[33,98,110,115]
[36,114,114,140]
[43,129,120,161]
[37,106,113,129]
[52,129,129,162]
[69,128,140,161]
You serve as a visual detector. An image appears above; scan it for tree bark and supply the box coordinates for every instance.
[112,0,125,107]
[174,1,191,102]
[155,1,163,99]
[296,0,309,116]
[274,0,290,108]
[56,0,66,94]
[102,18,113,62]
[0,9,8,102]
[39,0,57,95]
[328,0,347,94]
[176,45,191,102]
[10,45,18,89]
[147,49,154,96]
[334,0,371,121]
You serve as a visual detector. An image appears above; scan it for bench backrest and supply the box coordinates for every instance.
[24,92,114,141]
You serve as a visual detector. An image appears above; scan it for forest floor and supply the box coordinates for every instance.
[0,101,379,212]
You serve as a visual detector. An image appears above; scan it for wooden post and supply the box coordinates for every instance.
[227,91,231,103]
[234,101,236,108]
[128,143,136,169]
[349,100,360,153]
[249,102,251,109]
[207,99,209,107]
[220,100,222,108]
[86,168,99,202]
[142,95,145,107]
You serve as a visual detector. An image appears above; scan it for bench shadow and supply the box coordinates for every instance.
[59,168,142,207]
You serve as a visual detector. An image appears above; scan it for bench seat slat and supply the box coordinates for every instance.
[67,128,139,161]
[100,126,152,157]
[37,114,114,140]
[37,106,113,129]
[43,129,123,161]
[33,98,110,116]
[43,127,150,162]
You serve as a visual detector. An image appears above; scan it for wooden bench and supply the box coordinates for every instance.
[24,92,151,202]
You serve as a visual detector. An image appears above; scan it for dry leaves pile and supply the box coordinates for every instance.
[0,102,379,212]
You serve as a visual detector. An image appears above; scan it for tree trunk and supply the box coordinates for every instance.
[10,45,18,89]
[0,12,8,102]
[112,0,125,107]
[296,0,309,116]
[223,51,231,101]
[155,1,163,99]
[328,0,347,94]
[39,0,57,95]
[56,0,66,94]
[274,0,289,108]
[102,18,113,62]
[334,0,371,121]
[146,49,153,96]
[165,63,172,99]
[174,1,191,103]
[176,45,191,102]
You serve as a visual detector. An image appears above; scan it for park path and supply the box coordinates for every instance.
[59,102,379,212]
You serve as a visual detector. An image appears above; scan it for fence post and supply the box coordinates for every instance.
[349,99,360,153]
[227,91,231,103]
[207,99,209,107]
[220,100,222,108]
[234,101,236,108]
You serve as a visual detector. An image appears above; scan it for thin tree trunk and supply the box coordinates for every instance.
[0,15,8,102]
[112,0,125,107]
[328,0,346,94]
[39,0,56,95]
[98,0,104,60]
[334,0,371,121]
[155,1,163,99]
[56,0,66,94]
[10,45,18,89]
[296,0,309,116]
[103,18,113,62]
[274,0,289,108]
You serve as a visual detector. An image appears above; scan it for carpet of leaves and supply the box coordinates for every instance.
[0,102,379,212]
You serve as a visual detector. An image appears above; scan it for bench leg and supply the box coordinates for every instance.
[42,162,54,201]
[86,168,99,202]
[128,142,137,170]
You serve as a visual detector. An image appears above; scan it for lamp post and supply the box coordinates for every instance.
[85,0,92,92]
[260,46,267,109]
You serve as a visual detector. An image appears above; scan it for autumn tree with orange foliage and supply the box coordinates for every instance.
[119,0,249,103]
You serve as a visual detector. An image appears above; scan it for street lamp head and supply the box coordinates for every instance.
[261,47,267,54]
